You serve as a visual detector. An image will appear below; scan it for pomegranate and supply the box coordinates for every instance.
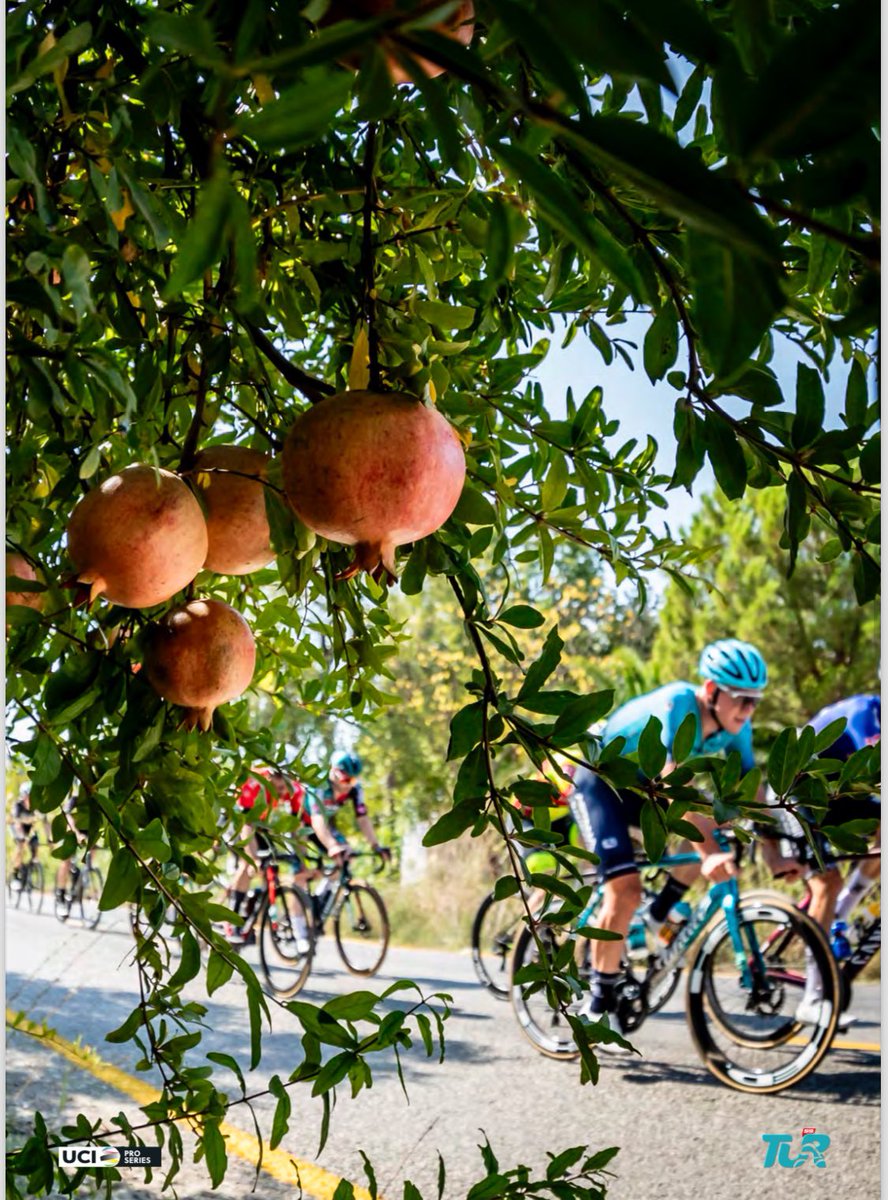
[323,0,475,85]
[143,598,256,731]
[281,390,466,582]
[66,464,208,608]
[192,445,273,575]
[6,552,43,616]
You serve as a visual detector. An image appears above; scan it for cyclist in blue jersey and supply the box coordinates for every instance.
[290,752,391,889]
[569,639,801,1049]
[761,692,880,1025]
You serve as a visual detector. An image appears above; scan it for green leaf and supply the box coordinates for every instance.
[451,484,497,526]
[671,712,697,764]
[551,691,614,746]
[518,626,564,700]
[206,949,235,996]
[31,733,61,787]
[643,307,679,383]
[492,0,590,113]
[540,454,569,513]
[688,229,784,377]
[493,142,642,300]
[767,727,802,796]
[201,1120,227,1189]
[162,174,233,299]
[415,299,476,330]
[132,818,172,864]
[640,799,667,863]
[447,700,485,761]
[168,931,201,989]
[704,413,747,501]
[484,196,514,287]
[144,12,224,63]
[498,605,545,629]
[8,23,93,95]
[844,360,868,427]
[492,875,520,901]
[859,434,880,484]
[637,716,667,778]
[235,73,352,150]
[99,851,141,911]
[791,364,826,450]
[422,802,482,847]
[324,991,379,1021]
[269,1075,292,1150]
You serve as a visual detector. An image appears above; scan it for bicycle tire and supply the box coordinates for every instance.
[471,889,529,999]
[258,885,314,999]
[27,861,44,914]
[334,881,389,976]
[79,868,103,930]
[510,922,582,1060]
[686,893,839,1094]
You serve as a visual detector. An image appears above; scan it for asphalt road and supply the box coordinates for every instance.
[5,903,881,1200]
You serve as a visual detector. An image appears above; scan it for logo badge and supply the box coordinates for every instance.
[762,1131,830,1168]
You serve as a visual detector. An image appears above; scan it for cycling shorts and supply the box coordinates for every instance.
[13,829,38,848]
[569,771,645,880]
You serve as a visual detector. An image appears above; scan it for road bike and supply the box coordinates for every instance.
[222,848,315,1000]
[510,832,839,1094]
[8,840,44,914]
[53,850,103,928]
[305,851,390,976]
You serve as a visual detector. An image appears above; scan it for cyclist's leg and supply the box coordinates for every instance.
[227,829,259,932]
[569,775,640,1039]
[11,834,26,882]
[835,801,880,921]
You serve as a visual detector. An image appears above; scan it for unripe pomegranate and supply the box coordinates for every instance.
[281,390,466,582]
[323,0,475,85]
[6,552,43,616]
[143,598,256,731]
[66,465,208,608]
[193,445,273,575]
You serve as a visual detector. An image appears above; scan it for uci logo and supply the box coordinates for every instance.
[762,1131,830,1168]
[54,1146,121,1167]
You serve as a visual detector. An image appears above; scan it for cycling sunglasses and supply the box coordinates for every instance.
[721,689,762,709]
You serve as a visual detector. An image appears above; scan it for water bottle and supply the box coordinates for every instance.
[315,876,334,920]
[830,919,852,961]
[627,916,648,958]
[657,900,692,947]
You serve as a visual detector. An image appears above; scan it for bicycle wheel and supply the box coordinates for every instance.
[77,868,103,930]
[686,893,839,1094]
[510,922,582,1060]
[259,886,314,998]
[26,862,44,914]
[471,889,529,999]
[334,882,389,976]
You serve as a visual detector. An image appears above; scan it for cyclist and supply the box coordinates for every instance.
[568,639,800,1050]
[291,752,391,891]
[760,692,880,1025]
[10,785,40,890]
[226,767,306,943]
[54,795,84,906]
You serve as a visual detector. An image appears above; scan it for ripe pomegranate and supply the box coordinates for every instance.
[6,552,43,616]
[192,445,273,575]
[323,0,475,85]
[281,390,466,582]
[66,465,208,608]
[143,598,256,731]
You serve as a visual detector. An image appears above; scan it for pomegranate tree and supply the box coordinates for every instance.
[193,445,273,575]
[281,390,466,581]
[323,0,475,85]
[143,598,256,731]
[66,464,208,608]
[6,552,43,617]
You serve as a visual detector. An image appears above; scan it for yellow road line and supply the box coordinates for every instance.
[7,1008,377,1200]
[786,1032,881,1052]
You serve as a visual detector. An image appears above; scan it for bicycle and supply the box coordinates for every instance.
[222,848,315,1000]
[8,839,44,914]
[53,850,103,928]
[510,831,840,1094]
[306,851,389,977]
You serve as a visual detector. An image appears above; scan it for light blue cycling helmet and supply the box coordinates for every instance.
[698,639,768,695]
[331,751,363,778]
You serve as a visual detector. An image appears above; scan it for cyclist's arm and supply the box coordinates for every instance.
[355,811,387,856]
[309,812,348,857]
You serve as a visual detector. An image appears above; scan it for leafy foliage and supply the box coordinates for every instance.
[5,0,880,1194]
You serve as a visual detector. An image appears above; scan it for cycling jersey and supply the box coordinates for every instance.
[810,694,880,761]
[300,782,368,824]
[12,800,34,829]
[571,683,755,880]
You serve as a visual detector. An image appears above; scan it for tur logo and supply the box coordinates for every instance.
[762,1130,830,1168]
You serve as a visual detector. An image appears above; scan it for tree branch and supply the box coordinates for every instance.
[242,320,335,404]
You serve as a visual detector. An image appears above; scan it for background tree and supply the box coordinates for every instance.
[650,487,880,732]
[5,0,880,1195]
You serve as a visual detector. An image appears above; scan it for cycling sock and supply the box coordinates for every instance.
[802,946,822,1005]
[589,970,621,1014]
[230,889,247,915]
[648,876,690,924]
[835,867,876,922]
